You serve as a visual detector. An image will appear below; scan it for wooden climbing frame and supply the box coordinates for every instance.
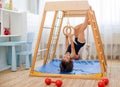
[30,1,107,79]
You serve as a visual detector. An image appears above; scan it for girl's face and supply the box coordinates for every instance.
[63,53,71,62]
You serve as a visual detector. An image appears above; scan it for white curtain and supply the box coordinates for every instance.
[38,0,120,60]
[88,0,120,60]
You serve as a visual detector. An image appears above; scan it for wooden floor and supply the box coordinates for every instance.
[0,60,120,87]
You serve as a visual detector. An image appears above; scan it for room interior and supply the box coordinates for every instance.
[0,0,120,87]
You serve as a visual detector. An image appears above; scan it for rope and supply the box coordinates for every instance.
[63,11,75,52]
[86,26,89,45]
[85,25,90,59]
[67,11,70,26]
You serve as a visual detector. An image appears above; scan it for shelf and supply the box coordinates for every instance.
[0,35,20,37]
[0,8,23,13]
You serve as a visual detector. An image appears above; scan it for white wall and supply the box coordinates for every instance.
[28,0,38,14]
[1,0,38,13]
[12,0,28,12]
[10,12,27,40]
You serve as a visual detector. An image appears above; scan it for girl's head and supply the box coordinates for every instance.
[60,53,73,72]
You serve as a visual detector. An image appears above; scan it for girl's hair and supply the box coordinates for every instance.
[60,59,73,72]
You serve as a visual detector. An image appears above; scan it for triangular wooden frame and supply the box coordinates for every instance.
[29,1,107,79]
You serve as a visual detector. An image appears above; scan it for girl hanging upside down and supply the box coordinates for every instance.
[60,14,89,72]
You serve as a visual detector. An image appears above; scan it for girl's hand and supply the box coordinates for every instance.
[67,34,73,38]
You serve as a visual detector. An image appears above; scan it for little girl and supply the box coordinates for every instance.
[60,14,89,72]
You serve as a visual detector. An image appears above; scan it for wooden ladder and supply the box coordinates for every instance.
[88,9,107,77]
[43,11,64,65]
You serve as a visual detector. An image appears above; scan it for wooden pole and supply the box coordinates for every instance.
[30,11,46,73]
[88,9,106,76]
[43,11,58,65]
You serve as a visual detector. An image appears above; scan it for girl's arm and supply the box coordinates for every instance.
[68,34,77,58]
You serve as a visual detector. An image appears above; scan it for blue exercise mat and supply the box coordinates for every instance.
[35,59,101,74]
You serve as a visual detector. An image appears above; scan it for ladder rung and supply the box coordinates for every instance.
[93,28,97,30]
[98,44,101,46]
[43,27,54,29]
[96,36,99,38]
[101,60,104,63]
[100,52,102,55]
[54,26,60,28]
[57,17,62,19]
[52,36,57,39]
[92,20,96,22]
[38,48,48,52]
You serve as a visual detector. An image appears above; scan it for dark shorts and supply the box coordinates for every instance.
[66,38,85,55]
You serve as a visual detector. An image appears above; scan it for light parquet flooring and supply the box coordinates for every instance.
[0,60,120,87]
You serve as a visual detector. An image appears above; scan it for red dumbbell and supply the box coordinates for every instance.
[98,77,109,87]
[98,81,105,87]
[55,80,62,87]
[45,78,51,85]
[45,78,62,87]
[102,78,109,85]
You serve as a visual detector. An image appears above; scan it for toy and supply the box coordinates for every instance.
[45,78,51,85]
[4,28,10,35]
[98,81,105,87]
[45,78,62,87]
[102,78,109,85]
[55,80,62,87]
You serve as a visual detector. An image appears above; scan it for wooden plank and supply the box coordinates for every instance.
[64,10,88,17]
[92,11,107,66]
[30,11,47,73]
[30,71,103,79]
[64,14,86,17]
[45,1,89,11]
[88,9,106,76]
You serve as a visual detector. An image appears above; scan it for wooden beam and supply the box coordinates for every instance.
[88,9,106,76]
[45,1,89,11]
[30,71,103,79]
[30,11,47,73]
[64,10,87,17]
